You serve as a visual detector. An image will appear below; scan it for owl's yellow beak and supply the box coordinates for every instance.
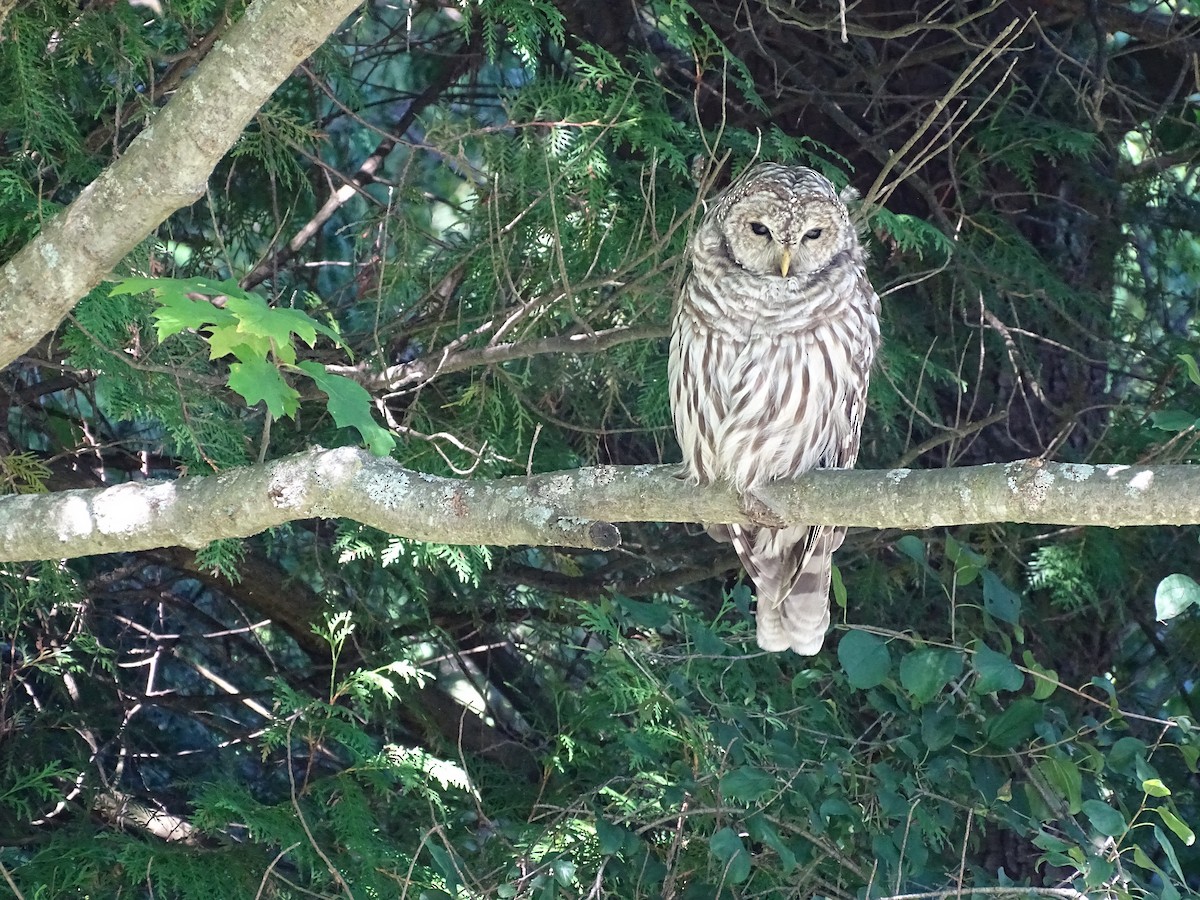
[780,247,791,278]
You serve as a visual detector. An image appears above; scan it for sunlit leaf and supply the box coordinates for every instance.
[1156,573,1200,621]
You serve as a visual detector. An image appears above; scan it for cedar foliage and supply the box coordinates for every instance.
[2,0,1200,897]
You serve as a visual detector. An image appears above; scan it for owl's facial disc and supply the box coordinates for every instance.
[724,198,840,278]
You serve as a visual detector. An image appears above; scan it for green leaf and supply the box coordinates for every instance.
[1022,651,1058,700]
[984,698,1042,750]
[686,619,727,655]
[595,817,631,856]
[149,290,236,341]
[208,328,270,362]
[1178,353,1200,386]
[1155,824,1188,885]
[1176,355,1195,386]
[831,563,847,609]
[222,290,339,350]
[1155,573,1200,621]
[1156,807,1196,845]
[1107,736,1147,774]
[982,570,1021,624]
[1031,756,1082,815]
[1081,799,1126,837]
[1150,410,1199,432]
[709,826,751,884]
[747,815,795,872]
[1143,778,1171,798]
[973,644,1024,694]
[720,766,774,803]
[613,595,671,629]
[920,706,957,751]
[838,630,891,689]
[227,358,300,418]
[426,843,461,895]
[297,362,396,455]
[895,535,926,563]
[899,648,963,705]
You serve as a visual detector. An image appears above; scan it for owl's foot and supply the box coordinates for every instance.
[740,487,789,529]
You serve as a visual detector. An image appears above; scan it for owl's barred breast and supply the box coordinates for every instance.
[669,260,877,493]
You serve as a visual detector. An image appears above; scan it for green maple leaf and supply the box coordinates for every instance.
[297,362,395,455]
[228,357,299,418]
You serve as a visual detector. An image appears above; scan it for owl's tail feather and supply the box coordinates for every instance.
[731,525,844,655]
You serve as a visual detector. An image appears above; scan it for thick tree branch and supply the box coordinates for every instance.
[0,449,1194,563]
[0,0,363,368]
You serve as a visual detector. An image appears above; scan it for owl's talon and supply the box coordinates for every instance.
[740,488,788,529]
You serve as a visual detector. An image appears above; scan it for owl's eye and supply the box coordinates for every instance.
[803,227,823,241]
[749,222,771,237]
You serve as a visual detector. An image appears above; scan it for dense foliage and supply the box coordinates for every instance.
[2,0,1200,897]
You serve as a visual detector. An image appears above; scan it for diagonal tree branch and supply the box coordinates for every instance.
[1,448,1194,563]
[240,38,481,290]
[0,0,363,369]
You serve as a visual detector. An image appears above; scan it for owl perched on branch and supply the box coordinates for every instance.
[668,163,881,654]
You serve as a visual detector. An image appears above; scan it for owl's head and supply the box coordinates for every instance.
[711,163,855,279]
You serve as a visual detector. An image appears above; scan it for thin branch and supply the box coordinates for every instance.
[332,323,671,392]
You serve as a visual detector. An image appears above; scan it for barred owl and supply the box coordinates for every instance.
[668,163,881,654]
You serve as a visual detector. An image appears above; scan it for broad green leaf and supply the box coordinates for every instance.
[595,817,630,856]
[297,362,396,455]
[895,535,926,562]
[613,595,671,629]
[1180,743,1200,773]
[1107,736,1148,774]
[1156,573,1200,621]
[207,327,270,362]
[227,358,299,418]
[955,563,980,586]
[1081,799,1126,837]
[686,620,727,655]
[984,698,1041,750]
[1031,756,1082,815]
[838,630,890,689]
[982,570,1021,624]
[222,290,339,349]
[920,706,956,750]
[1150,410,1199,432]
[110,274,242,299]
[748,815,796,872]
[709,826,751,884]
[1032,829,1076,868]
[1156,807,1196,845]
[149,290,237,341]
[973,643,1024,694]
[899,647,963,705]
[720,766,774,803]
